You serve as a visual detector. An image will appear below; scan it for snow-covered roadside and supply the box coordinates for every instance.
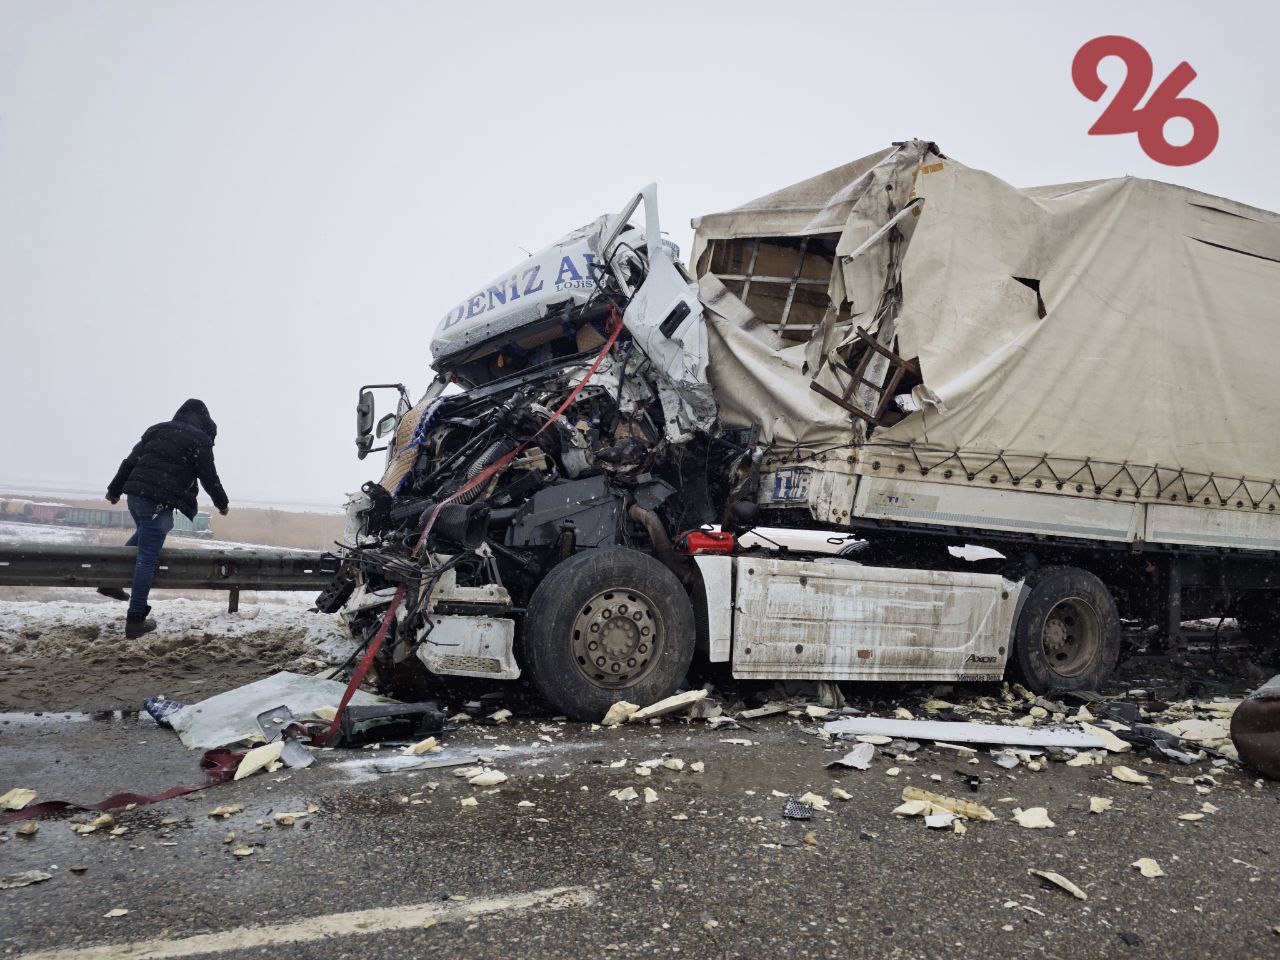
[0,594,356,667]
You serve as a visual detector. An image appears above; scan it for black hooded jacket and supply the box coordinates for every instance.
[107,399,229,520]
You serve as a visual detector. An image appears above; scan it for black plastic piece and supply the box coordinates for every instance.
[506,476,622,549]
[336,701,446,747]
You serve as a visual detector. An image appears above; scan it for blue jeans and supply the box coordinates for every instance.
[126,495,174,617]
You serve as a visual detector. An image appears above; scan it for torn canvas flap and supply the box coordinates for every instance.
[701,274,853,448]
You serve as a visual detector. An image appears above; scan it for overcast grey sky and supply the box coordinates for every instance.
[2,1,1276,510]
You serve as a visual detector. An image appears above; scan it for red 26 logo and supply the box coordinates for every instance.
[1072,35,1218,166]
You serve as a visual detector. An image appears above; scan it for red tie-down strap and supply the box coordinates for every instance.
[315,306,626,746]
[0,748,246,825]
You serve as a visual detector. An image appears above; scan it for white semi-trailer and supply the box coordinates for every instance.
[323,140,1280,719]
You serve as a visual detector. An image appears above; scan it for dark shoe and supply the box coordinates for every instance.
[125,607,157,640]
[97,587,130,602]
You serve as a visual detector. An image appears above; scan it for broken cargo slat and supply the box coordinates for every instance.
[822,716,1105,749]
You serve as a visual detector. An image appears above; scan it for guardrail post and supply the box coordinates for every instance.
[228,586,240,614]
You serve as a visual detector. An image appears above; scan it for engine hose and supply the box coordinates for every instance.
[456,438,515,504]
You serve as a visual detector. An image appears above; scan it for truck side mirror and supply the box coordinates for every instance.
[376,412,398,439]
[356,390,375,460]
[357,390,375,437]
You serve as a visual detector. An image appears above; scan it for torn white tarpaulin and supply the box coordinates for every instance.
[694,139,1280,518]
[823,716,1105,749]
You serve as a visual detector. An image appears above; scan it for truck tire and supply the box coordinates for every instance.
[522,547,696,721]
[1011,566,1119,693]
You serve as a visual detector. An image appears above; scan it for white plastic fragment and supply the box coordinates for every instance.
[831,787,853,801]
[663,758,685,771]
[601,702,639,727]
[234,741,285,781]
[826,716,1104,748]
[1111,765,1150,785]
[460,797,478,808]
[0,870,52,889]
[468,770,508,788]
[690,762,705,773]
[489,709,513,723]
[403,736,442,756]
[0,788,37,810]
[629,690,708,722]
[1132,857,1165,878]
[611,787,639,802]
[1029,869,1087,900]
[103,908,129,918]
[924,812,956,829]
[1078,722,1131,753]
[1088,796,1113,814]
[797,792,830,812]
[827,743,875,770]
[1012,807,1055,829]
[644,787,659,804]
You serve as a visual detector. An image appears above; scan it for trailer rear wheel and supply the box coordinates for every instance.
[1012,566,1119,693]
[522,547,695,721]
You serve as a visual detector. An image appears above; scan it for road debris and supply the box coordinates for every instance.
[1012,807,1055,829]
[629,690,708,723]
[824,717,1104,749]
[690,762,705,773]
[643,787,659,804]
[1089,797,1113,814]
[403,736,442,756]
[103,909,129,918]
[797,792,830,812]
[15,820,38,837]
[783,796,814,820]
[468,770,508,787]
[208,804,244,819]
[602,702,639,726]
[460,797,479,808]
[1132,857,1165,878]
[0,870,51,889]
[831,787,853,801]
[1029,869,1087,900]
[827,743,875,770]
[71,813,115,835]
[901,787,995,821]
[611,787,639,802]
[234,741,285,781]
[0,788,37,810]
[1111,765,1150,785]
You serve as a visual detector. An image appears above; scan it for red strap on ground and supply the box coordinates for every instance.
[315,308,625,746]
[0,748,245,824]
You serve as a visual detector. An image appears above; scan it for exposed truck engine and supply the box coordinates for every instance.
[320,141,1280,719]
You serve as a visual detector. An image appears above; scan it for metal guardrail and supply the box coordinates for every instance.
[0,544,335,612]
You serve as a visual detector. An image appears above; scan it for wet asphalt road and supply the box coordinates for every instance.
[2,707,1278,960]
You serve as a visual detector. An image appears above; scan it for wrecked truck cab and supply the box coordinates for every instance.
[323,185,730,716]
[321,170,1125,719]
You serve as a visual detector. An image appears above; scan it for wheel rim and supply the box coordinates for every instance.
[570,588,664,689]
[1040,596,1102,678]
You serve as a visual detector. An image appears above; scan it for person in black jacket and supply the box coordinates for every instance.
[106,399,230,638]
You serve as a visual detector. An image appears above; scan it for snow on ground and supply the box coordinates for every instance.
[0,593,355,665]
[0,518,305,553]
[0,519,93,544]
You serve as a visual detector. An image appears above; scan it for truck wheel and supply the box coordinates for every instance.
[522,547,696,721]
[1011,566,1119,693]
